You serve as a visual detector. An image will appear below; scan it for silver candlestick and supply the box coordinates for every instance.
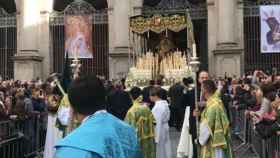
[190,55,200,156]
[71,59,81,80]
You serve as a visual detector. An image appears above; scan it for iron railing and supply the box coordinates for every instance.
[0,8,16,80]
[243,0,280,73]
[0,113,47,158]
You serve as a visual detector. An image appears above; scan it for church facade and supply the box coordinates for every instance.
[0,0,279,81]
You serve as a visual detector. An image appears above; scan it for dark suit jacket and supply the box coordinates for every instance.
[142,86,153,105]
[168,83,184,108]
[107,89,132,120]
[181,88,197,138]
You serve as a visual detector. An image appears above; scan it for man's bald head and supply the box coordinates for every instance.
[199,71,209,84]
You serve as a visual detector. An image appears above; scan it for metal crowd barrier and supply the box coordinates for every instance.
[232,105,280,158]
[231,105,261,157]
[260,133,280,158]
[0,113,47,158]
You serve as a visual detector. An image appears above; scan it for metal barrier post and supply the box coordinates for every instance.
[36,115,40,157]
[234,110,248,151]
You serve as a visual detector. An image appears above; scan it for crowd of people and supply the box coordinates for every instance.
[0,69,280,158]
[0,79,53,122]
[232,71,280,139]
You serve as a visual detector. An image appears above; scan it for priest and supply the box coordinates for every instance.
[199,80,234,158]
[125,87,156,158]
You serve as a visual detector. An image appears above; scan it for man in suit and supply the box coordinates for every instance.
[107,81,132,120]
[181,77,197,158]
[142,80,155,109]
[168,82,184,130]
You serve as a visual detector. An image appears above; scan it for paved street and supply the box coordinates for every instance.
[170,128,180,157]
[170,128,257,158]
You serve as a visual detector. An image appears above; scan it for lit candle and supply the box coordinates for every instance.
[74,47,78,60]
[192,43,197,58]
[75,52,78,60]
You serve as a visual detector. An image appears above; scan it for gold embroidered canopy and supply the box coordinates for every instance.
[130,14,190,33]
[130,13,195,46]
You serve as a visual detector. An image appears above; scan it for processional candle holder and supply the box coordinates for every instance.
[189,44,201,156]
[48,73,66,96]
[71,58,82,79]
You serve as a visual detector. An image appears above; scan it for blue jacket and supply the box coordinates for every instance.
[55,112,143,158]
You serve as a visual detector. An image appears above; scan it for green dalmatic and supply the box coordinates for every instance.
[200,93,234,158]
[125,97,156,158]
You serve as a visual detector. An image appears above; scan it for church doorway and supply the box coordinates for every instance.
[141,0,208,70]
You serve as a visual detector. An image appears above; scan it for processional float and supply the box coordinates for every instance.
[127,12,201,156]
[126,13,199,89]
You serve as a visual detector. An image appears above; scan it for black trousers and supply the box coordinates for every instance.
[192,135,198,158]
[169,106,176,127]
[176,108,185,131]
[169,106,185,130]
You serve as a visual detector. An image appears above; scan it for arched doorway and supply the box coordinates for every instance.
[50,0,109,78]
[140,0,208,70]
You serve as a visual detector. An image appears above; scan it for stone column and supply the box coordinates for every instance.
[38,0,53,79]
[108,0,115,79]
[14,0,43,80]
[208,0,244,78]
[109,0,132,79]
[113,0,130,47]
[217,0,236,45]
[207,0,217,77]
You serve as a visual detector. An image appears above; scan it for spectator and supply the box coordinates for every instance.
[32,88,46,112]
[252,83,276,116]
[13,91,27,120]
[0,91,8,120]
[4,96,12,116]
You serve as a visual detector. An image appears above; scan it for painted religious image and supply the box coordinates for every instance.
[260,6,280,53]
[65,15,93,58]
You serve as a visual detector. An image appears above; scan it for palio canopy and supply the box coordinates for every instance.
[130,14,193,34]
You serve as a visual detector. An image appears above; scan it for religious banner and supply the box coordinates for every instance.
[260,5,280,53]
[65,15,93,58]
